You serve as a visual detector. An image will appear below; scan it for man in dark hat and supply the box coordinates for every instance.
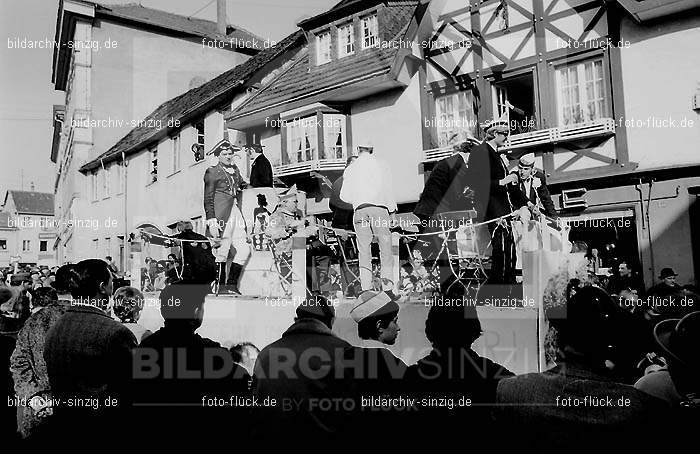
[203,139,250,294]
[510,153,558,219]
[414,138,480,294]
[170,221,216,285]
[648,268,682,300]
[247,143,273,188]
[466,120,525,286]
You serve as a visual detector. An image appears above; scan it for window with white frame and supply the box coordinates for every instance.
[338,23,354,57]
[316,31,332,65]
[172,134,181,172]
[92,239,99,255]
[286,117,318,163]
[116,163,125,194]
[148,147,158,184]
[555,58,607,127]
[103,166,110,198]
[22,240,30,252]
[105,237,111,257]
[0,239,6,250]
[91,171,99,201]
[323,114,346,159]
[434,90,477,147]
[194,120,205,162]
[361,14,379,49]
[39,241,47,252]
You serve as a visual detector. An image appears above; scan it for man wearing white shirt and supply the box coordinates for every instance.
[340,142,396,291]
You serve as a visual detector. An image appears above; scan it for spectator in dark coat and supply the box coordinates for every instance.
[10,287,70,439]
[252,295,352,441]
[1,286,20,441]
[493,286,672,450]
[406,304,513,436]
[43,259,136,440]
[132,282,250,437]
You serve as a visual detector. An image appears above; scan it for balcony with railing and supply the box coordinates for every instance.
[421,117,616,163]
[274,158,347,177]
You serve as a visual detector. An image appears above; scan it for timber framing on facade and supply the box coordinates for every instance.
[418,0,642,184]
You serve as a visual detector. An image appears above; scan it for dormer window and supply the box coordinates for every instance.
[338,22,354,57]
[316,31,332,65]
[361,14,378,49]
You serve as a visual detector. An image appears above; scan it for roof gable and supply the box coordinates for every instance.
[4,191,55,216]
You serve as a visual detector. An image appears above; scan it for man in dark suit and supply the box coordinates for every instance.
[510,153,558,219]
[203,139,249,294]
[466,120,525,285]
[414,138,479,293]
[247,144,273,188]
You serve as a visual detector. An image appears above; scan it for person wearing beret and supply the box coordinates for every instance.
[510,153,558,219]
[414,137,480,295]
[247,143,273,188]
[203,139,250,294]
[344,291,407,434]
[466,120,524,285]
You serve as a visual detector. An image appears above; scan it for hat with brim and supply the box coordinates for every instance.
[654,311,700,370]
[356,140,374,151]
[350,290,399,323]
[209,139,239,156]
[518,153,536,168]
[658,268,678,280]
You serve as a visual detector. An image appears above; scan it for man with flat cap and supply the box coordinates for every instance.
[466,119,525,285]
[247,143,273,188]
[510,153,558,219]
[203,139,250,294]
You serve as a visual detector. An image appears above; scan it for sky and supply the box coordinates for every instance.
[0,0,337,202]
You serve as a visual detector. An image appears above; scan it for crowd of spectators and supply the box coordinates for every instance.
[0,256,697,448]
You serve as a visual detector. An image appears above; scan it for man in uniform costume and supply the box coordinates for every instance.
[203,139,250,294]
[466,120,526,286]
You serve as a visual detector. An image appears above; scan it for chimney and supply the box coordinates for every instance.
[216,0,227,35]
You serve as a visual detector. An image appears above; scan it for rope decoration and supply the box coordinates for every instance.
[133,211,568,247]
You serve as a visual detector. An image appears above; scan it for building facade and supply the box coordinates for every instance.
[0,191,57,267]
[227,0,700,288]
[51,0,262,268]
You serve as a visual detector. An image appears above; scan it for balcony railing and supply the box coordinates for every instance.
[421,118,616,163]
[274,158,346,177]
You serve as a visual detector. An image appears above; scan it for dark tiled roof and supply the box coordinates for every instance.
[3,191,54,216]
[232,48,396,117]
[233,4,417,118]
[80,30,305,172]
[95,3,263,50]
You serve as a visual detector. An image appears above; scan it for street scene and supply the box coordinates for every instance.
[1,0,699,448]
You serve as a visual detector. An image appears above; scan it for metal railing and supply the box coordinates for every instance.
[421,117,616,163]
